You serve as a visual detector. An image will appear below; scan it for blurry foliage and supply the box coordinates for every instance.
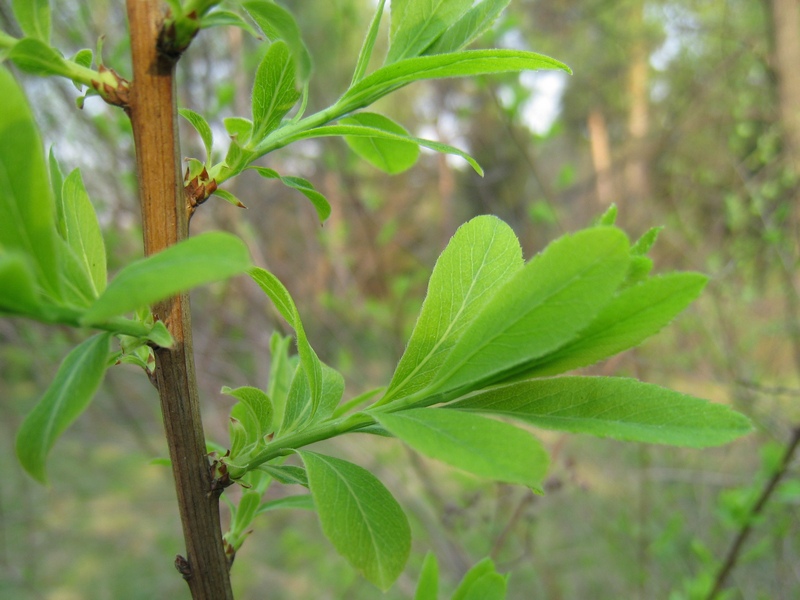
[1,0,798,598]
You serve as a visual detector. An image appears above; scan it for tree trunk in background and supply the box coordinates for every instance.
[587,107,615,206]
[625,0,651,218]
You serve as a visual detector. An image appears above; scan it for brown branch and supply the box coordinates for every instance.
[125,1,233,598]
[705,426,800,600]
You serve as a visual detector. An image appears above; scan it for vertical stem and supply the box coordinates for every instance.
[126,2,234,598]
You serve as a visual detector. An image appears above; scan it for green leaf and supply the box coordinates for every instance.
[339,49,571,113]
[413,552,439,600]
[426,0,511,55]
[255,494,314,514]
[340,112,420,174]
[16,333,110,483]
[179,108,214,164]
[452,557,508,600]
[82,232,251,324]
[223,385,274,442]
[524,273,708,378]
[631,226,662,256]
[429,227,631,398]
[59,169,107,297]
[298,451,411,591]
[250,267,323,419]
[596,204,617,225]
[54,236,97,306]
[8,38,69,77]
[279,363,312,435]
[200,9,260,38]
[387,0,471,64]
[0,66,60,299]
[374,409,548,489]
[351,0,386,84]
[267,333,296,431]
[250,166,331,222]
[243,1,313,83]
[145,321,174,348]
[271,124,483,175]
[251,40,301,142]
[48,149,64,234]
[448,377,754,447]
[223,116,254,145]
[212,188,247,208]
[258,463,308,487]
[381,216,522,405]
[0,252,41,316]
[12,0,51,42]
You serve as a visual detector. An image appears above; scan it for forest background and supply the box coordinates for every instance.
[1,0,798,598]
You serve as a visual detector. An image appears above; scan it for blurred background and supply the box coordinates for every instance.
[1,0,799,598]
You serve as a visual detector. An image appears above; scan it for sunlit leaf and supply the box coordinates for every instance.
[12,0,51,42]
[387,0,471,63]
[243,0,312,83]
[448,377,753,447]
[251,40,301,142]
[179,108,214,164]
[382,216,522,405]
[340,112,420,174]
[374,408,548,489]
[82,232,251,323]
[413,552,439,600]
[200,9,260,38]
[299,451,411,590]
[426,0,511,55]
[16,333,111,483]
[351,0,386,84]
[8,38,69,77]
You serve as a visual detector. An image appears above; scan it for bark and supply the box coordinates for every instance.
[125,2,234,598]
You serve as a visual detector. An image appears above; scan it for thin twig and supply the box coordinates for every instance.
[705,426,800,600]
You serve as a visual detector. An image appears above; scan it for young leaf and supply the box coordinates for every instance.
[381,215,522,405]
[0,66,60,299]
[12,0,51,42]
[250,166,331,222]
[212,188,247,209]
[271,124,482,175]
[429,227,631,398]
[82,232,251,324]
[0,253,41,316]
[340,112,420,174]
[222,385,274,441]
[243,0,313,83]
[251,40,301,142]
[200,9,260,38]
[16,333,111,483]
[631,226,662,256]
[351,0,386,84]
[249,267,323,415]
[452,557,508,600]
[279,363,312,435]
[223,116,254,145]
[8,38,70,78]
[387,0,471,64]
[59,169,107,296]
[524,273,708,378]
[373,408,548,489]
[447,377,753,447]
[258,463,308,487]
[179,108,214,164]
[413,552,439,600]
[48,149,64,233]
[298,451,411,591]
[55,236,98,307]
[426,0,511,55]
[338,49,571,113]
[267,333,296,430]
[255,494,314,514]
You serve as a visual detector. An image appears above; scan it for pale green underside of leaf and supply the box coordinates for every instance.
[249,267,323,415]
[59,169,107,297]
[429,227,631,397]
[384,215,522,404]
[82,232,251,324]
[299,451,411,591]
[524,272,708,378]
[374,408,548,489]
[273,124,482,175]
[16,333,111,483]
[448,376,753,447]
[250,166,331,222]
[255,494,314,515]
[388,0,472,64]
[340,112,420,174]
[339,49,571,112]
[0,66,60,299]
